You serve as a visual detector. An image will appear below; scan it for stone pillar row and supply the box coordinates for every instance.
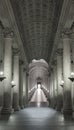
[49,29,74,119]
[0,24,28,114]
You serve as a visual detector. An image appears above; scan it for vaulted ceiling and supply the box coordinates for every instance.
[10,0,64,63]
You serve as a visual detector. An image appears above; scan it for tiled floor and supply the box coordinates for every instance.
[0,107,74,130]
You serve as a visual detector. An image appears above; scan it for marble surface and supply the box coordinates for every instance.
[0,107,74,130]
[0,89,74,130]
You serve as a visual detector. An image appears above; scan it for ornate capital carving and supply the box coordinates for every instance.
[56,48,63,56]
[60,27,72,39]
[4,27,14,38]
[61,22,74,39]
[12,47,20,56]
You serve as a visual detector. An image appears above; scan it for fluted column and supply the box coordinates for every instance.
[13,51,20,111]
[0,21,4,110]
[62,33,72,118]
[56,48,63,111]
[19,61,24,109]
[1,28,13,114]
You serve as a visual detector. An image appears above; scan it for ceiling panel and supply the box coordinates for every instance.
[10,0,64,63]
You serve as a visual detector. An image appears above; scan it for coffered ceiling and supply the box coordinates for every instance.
[10,0,64,63]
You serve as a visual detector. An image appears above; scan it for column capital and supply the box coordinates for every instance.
[61,28,72,39]
[12,47,20,56]
[56,48,63,56]
[4,27,14,38]
[61,22,74,38]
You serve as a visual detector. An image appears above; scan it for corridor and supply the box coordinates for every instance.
[0,0,74,130]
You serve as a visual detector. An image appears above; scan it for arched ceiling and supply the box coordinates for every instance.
[10,0,64,63]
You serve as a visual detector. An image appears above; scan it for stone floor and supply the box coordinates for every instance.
[0,89,74,130]
[0,107,74,130]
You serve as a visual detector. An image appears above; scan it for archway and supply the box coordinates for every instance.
[28,59,49,107]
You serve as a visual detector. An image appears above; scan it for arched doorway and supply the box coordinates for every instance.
[28,59,49,107]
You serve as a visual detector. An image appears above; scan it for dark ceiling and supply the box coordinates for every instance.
[10,0,64,63]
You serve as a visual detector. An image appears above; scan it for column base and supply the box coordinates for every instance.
[63,108,73,120]
[1,107,13,115]
[14,106,20,111]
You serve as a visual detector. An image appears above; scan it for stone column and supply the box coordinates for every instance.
[25,71,29,106]
[62,33,72,118]
[19,60,24,109]
[0,21,4,111]
[56,48,63,111]
[1,28,13,114]
[47,76,50,105]
[70,24,74,111]
[49,74,52,107]
[53,62,58,109]
[13,51,20,111]
[50,70,54,108]
[23,69,26,107]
